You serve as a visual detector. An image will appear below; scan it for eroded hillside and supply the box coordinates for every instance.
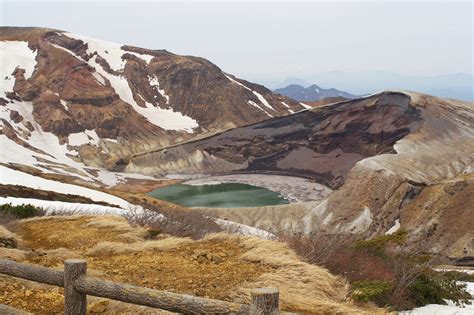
[132,91,474,262]
[0,26,305,186]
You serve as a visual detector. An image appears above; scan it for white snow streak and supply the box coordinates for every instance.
[0,165,130,208]
[281,102,295,113]
[0,197,127,216]
[224,73,275,115]
[385,219,401,235]
[214,218,276,240]
[300,102,312,109]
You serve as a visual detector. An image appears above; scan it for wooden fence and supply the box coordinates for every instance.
[0,258,279,314]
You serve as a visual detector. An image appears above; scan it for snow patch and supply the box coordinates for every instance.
[385,219,401,235]
[149,75,170,104]
[248,101,272,117]
[60,99,68,110]
[0,197,127,216]
[0,165,130,208]
[0,41,37,95]
[281,102,295,114]
[214,218,276,240]
[401,282,474,314]
[142,102,198,132]
[68,130,100,146]
[65,33,125,71]
[92,71,106,85]
[300,102,312,109]
[224,73,275,113]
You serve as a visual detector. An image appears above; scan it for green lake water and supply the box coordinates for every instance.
[147,183,289,208]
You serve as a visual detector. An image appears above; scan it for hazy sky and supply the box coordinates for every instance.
[1,0,472,84]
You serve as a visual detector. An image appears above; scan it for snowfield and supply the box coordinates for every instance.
[0,197,127,216]
[0,41,37,93]
[0,166,130,208]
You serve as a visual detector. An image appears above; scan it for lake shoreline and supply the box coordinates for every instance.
[182,173,332,203]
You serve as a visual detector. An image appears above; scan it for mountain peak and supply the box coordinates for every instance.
[274,83,356,101]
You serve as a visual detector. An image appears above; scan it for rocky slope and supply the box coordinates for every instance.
[0,27,305,184]
[275,83,356,101]
[127,91,423,188]
[127,91,474,262]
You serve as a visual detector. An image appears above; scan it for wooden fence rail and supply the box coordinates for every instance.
[0,258,279,314]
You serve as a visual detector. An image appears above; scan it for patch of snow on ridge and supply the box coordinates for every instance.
[0,197,127,216]
[385,219,401,235]
[60,99,68,110]
[142,102,198,132]
[0,165,130,208]
[71,48,197,133]
[224,73,275,113]
[65,33,126,71]
[300,102,312,109]
[68,130,100,146]
[0,41,37,94]
[65,33,156,69]
[214,218,276,240]
[149,75,170,104]
[92,71,106,85]
[248,101,272,117]
[281,102,295,114]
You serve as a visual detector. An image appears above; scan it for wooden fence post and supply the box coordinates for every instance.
[64,259,87,315]
[250,288,279,315]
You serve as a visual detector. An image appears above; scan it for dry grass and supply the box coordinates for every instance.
[16,215,146,250]
[206,234,382,314]
[0,224,19,248]
[0,215,386,314]
[0,247,27,261]
[86,237,193,256]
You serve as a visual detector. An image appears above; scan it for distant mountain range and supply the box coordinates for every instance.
[274,84,356,102]
[259,71,474,101]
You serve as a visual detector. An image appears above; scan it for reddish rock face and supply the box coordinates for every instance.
[0,26,305,166]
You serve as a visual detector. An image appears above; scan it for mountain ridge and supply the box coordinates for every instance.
[274,83,356,101]
[0,26,306,179]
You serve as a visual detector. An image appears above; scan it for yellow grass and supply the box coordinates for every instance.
[0,215,387,314]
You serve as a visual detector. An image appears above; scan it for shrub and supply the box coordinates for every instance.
[124,205,222,240]
[353,230,408,257]
[408,272,472,307]
[283,231,472,310]
[352,280,392,304]
[147,228,161,238]
[0,203,44,219]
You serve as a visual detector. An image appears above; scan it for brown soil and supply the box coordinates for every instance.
[89,239,273,300]
[0,278,64,314]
